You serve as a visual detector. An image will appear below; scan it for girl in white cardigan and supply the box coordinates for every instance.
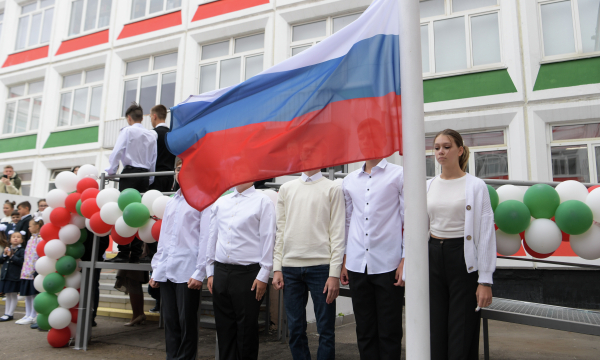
[427,129,496,360]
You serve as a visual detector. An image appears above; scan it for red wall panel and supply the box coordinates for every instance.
[192,0,270,22]
[2,46,49,68]
[118,11,182,40]
[56,30,109,56]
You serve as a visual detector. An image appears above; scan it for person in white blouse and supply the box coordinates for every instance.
[206,182,276,360]
[427,129,496,360]
[149,158,209,360]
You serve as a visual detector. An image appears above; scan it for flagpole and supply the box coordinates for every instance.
[398,0,430,359]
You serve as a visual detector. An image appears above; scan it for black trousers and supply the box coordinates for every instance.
[348,267,404,360]
[160,280,201,360]
[429,237,481,360]
[213,262,263,360]
[116,167,149,259]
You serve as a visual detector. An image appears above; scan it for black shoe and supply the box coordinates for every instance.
[139,256,152,264]
[106,256,130,263]
[149,306,159,313]
[92,320,97,327]
[0,315,14,322]
[30,323,39,329]
[38,328,48,332]
[129,256,140,264]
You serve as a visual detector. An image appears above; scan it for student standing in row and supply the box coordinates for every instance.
[0,231,25,322]
[427,129,496,360]
[207,181,276,360]
[15,202,32,246]
[16,217,44,325]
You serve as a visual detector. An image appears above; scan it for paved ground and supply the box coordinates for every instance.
[0,305,599,359]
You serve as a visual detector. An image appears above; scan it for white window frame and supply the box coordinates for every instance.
[198,33,265,93]
[129,0,181,22]
[122,53,178,116]
[57,69,104,129]
[19,170,33,196]
[2,81,44,136]
[537,0,600,63]
[15,0,55,52]
[67,0,112,39]
[420,0,503,78]
[549,122,600,183]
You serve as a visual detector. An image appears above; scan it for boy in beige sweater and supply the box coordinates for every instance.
[273,169,345,360]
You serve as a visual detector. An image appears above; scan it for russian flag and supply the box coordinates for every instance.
[167,0,402,211]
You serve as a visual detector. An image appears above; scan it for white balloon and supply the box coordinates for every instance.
[570,224,600,260]
[59,224,81,245]
[77,164,98,180]
[152,196,170,219]
[100,202,122,225]
[58,288,80,309]
[138,219,157,243]
[497,185,524,203]
[555,180,588,203]
[45,239,67,260]
[69,214,86,229]
[42,207,54,224]
[35,256,57,276]
[55,171,79,193]
[34,274,46,293]
[68,322,77,339]
[48,307,72,330]
[65,271,82,289]
[262,189,278,206]
[495,230,522,256]
[115,216,137,237]
[524,219,562,254]
[142,190,163,216]
[46,189,68,209]
[96,188,121,209]
[586,188,600,222]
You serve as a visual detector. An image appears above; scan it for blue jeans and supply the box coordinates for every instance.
[282,265,336,360]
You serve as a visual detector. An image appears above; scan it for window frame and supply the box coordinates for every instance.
[15,0,55,52]
[66,0,112,40]
[57,68,105,129]
[420,0,504,78]
[537,0,600,63]
[129,0,181,22]
[549,122,600,183]
[2,81,44,136]
[0,11,4,42]
[19,170,33,196]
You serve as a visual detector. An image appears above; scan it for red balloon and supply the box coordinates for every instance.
[89,213,112,234]
[110,227,135,245]
[588,185,600,193]
[80,199,100,219]
[36,239,48,257]
[80,188,100,203]
[47,327,71,348]
[65,193,81,214]
[40,223,61,241]
[523,236,555,259]
[70,307,78,324]
[151,220,162,241]
[50,207,71,227]
[76,177,98,194]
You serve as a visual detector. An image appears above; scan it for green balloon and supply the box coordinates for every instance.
[36,313,51,331]
[43,272,66,293]
[487,185,499,212]
[66,243,85,259]
[118,189,142,211]
[523,184,560,219]
[76,199,83,217]
[494,200,531,234]
[56,256,77,276]
[123,203,150,228]
[77,229,88,244]
[34,292,59,315]
[554,200,593,235]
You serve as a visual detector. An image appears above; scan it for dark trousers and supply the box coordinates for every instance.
[429,236,481,360]
[348,267,404,360]
[213,262,263,360]
[150,175,175,193]
[160,280,201,360]
[92,269,101,321]
[282,265,336,360]
[116,167,149,259]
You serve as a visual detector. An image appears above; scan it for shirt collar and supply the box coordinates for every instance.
[301,172,323,182]
[155,123,169,128]
[361,158,388,174]
[132,123,144,129]
[233,185,256,197]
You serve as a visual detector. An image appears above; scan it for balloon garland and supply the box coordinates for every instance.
[491,180,600,260]
[33,165,168,348]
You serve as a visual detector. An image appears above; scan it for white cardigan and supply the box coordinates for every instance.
[427,174,497,284]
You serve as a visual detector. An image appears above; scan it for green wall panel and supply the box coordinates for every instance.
[424,69,517,103]
[0,134,37,153]
[43,126,99,148]
[534,57,600,91]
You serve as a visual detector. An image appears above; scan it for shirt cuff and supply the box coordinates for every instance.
[329,264,342,278]
[477,271,494,284]
[191,269,206,282]
[206,264,215,279]
[256,267,270,283]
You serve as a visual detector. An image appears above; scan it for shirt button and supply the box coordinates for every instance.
[468,266,473,271]
[467,235,472,240]
[366,218,368,220]
[366,233,368,236]
[366,249,369,251]
[466,205,471,211]
[367,189,370,191]
[366,203,369,205]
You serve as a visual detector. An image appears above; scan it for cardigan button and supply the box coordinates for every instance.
[467,235,472,240]
[466,205,471,210]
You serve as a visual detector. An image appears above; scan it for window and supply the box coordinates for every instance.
[131,0,181,20]
[550,122,600,183]
[58,68,104,127]
[419,0,501,75]
[16,0,55,51]
[122,53,177,116]
[20,171,32,196]
[290,13,362,56]
[199,34,265,94]
[49,168,71,191]
[425,130,508,179]
[3,81,44,134]
[539,0,600,58]
[0,12,4,41]
[68,0,112,37]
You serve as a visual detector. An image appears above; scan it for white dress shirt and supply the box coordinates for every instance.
[343,159,405,274]
[151,190,210,283]
[301,172,323,182]
[206,186,276,283]
[105,123,158,184]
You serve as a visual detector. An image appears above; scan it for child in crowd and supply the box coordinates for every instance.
[1,200,16,224]
[0,230,26,322]
[15,202,32,246]
[16,217,44,325]
[5,211,20,238]
[0,227,7,294]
